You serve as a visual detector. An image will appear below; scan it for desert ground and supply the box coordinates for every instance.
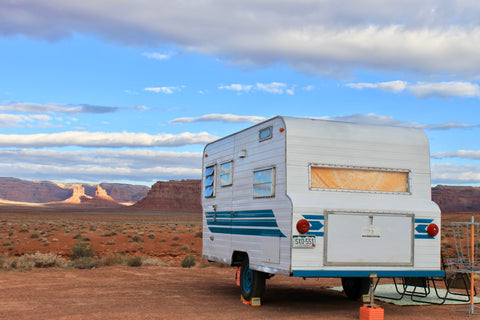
[0,206,479,319]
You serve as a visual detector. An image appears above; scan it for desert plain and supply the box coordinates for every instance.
[0,204,479,319]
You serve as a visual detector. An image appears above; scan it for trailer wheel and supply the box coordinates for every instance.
[341,277,370,300]
[240,259,266,301]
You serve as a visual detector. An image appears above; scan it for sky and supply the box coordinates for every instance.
[0,0,479,187]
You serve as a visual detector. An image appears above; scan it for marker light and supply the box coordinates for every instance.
[427,223,439,237]
[279,128,285,133]
[296,219,310,234]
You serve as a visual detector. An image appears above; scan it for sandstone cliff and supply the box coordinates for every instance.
[432,185,480,213]
[50,184,122,208]
[133,179,201,213]
[0,177,149,204]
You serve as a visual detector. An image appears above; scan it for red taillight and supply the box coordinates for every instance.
[296,219,310,234]
[427,223,439,237]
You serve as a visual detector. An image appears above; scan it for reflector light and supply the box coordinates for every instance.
[279,128,285,132]
[427,223,439,237]
[296,219,310,234]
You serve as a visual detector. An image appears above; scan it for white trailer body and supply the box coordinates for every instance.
[202,116,442,286]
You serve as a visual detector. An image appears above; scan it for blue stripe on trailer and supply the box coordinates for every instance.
[208,227,286,237]
[207,219,279,227]
[414,218,435,239]
[292,270,446,278]
[206,209,286,238]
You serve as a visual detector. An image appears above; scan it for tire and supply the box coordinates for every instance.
[240,259,266,301]
[341,277,370,300]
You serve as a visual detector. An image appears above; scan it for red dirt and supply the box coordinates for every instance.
[0,207,478,319]
[0,266,476,320]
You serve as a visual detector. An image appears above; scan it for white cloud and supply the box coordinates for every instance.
[218,84,253,93]
[144,86,183,94]
[6,1,480,76]
[318,113,480,130]
[346,81,480,99]
[432,150,480,160]
[142,52,172,60]
[170,113,266,124]
[409,82,480,98]
[0,131,218,148]
[431,163,480,185]
[0,162,201,185]
[0,148,203,184]
[346,81,407,93]
[0,113,53,128]
[219,82,295,94]
[0,101,147,114]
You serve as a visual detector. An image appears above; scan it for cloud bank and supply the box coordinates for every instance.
[346,81,480,99]
[0,131,218,148]
[2,1,480,76]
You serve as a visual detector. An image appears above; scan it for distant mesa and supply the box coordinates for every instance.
[49,184,122,208]
[133,179,201,213]
[432,185,480,213]
[0,177,478,214]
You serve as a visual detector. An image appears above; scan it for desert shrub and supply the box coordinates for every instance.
[102,252,129,266]
[172,236,179,241]
[70,257,102,269]
[26,252,68,268]
[2,241,11,247]
[127,256,143,267]
[71,241,95,259]
[194,231,203,238]
[132,235,142,243]
[181,245,189,251]
[30,233,39,239]
[181,255,196,268]
[147,234,155,239]
[140,257,169,267]
[1,255,35,271]
[18,228,29,233]
[72,233,82,240]
[171,242,181,247]
[106,241,116,246]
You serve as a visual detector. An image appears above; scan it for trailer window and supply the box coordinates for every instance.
[220,161,233,186]
[310,165,409,193]
[204,165,216,198]
[259,126,272,142]
[253,167,275,198]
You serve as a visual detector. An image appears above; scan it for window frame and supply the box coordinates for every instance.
[258,126,273,142]
[253,166,276,198]
[220,160,233,187]
[308,164,411,194]
[203,164,216,198]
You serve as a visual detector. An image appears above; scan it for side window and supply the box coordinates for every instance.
[220,161,233,186]
[253,167,275,198]
[259,126,272,142]
[204,165,216,198]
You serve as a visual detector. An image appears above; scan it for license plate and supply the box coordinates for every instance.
[292,235,316,248]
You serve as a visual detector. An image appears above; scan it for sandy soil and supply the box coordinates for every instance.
[0,266,476,320]
[0,207,479,319]
[0,206,202,266]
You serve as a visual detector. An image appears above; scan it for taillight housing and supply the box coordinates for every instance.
[296,219,310,234]
[427,223,439,237]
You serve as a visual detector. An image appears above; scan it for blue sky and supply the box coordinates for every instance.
[0,1,479,187]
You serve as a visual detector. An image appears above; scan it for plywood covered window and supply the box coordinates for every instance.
[310,165,410,193]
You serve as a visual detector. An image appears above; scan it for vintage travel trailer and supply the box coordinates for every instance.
[202,116,442,300]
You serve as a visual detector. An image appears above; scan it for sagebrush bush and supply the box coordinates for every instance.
[71,241,95,259]
[70,257,101,269]
[181,255,196,268]
[127,256,142,267]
